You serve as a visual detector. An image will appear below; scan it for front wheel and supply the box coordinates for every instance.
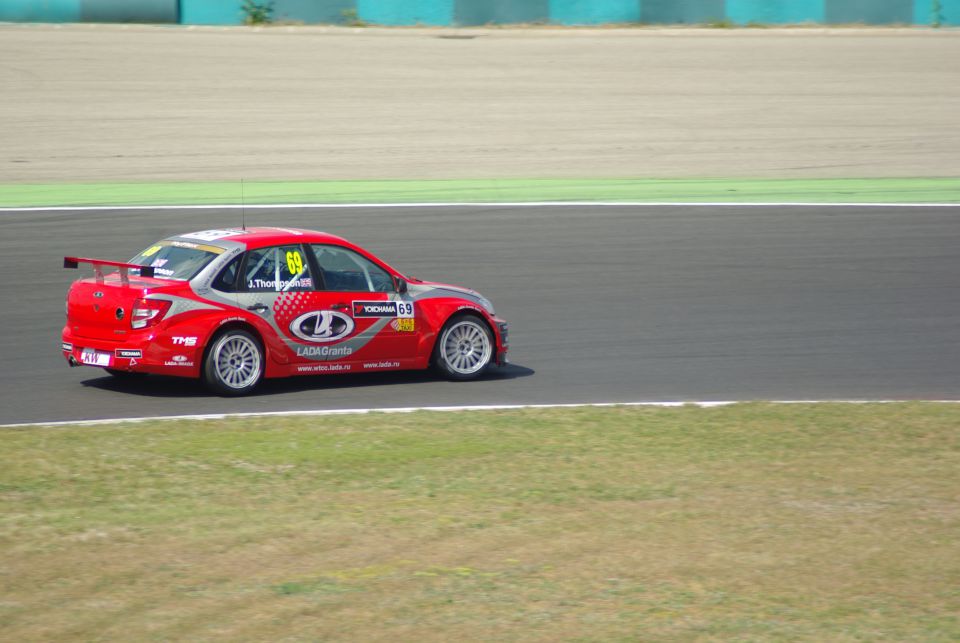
[203,329,264,396]
[434,315,494,381]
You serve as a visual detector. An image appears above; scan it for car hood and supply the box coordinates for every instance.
[406,279,495,315]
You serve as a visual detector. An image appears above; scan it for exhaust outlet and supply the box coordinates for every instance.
[68,356,80,367]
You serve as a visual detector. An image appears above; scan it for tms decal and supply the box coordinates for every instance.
[172,336,198,347]
[290,310,354,343]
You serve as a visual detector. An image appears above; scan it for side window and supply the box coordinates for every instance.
[243,245,314,292]
[212,255,242,292]
[310,244,393,293]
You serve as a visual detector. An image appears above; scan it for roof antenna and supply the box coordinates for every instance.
[240,178,247,230]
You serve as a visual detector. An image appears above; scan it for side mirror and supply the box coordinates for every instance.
[396,277,408,294]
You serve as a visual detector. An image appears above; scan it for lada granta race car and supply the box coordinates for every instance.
[62,228,509,395]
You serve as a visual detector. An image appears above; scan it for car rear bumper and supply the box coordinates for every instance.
[61,326,200,377]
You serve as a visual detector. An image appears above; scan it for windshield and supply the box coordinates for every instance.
[129,240,225,280]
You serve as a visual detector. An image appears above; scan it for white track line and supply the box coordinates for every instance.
[2,202,960,213]
[3,400,959,429]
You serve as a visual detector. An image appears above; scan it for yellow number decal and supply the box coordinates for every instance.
[286,251,304,275]
[142,245,162,257]
[396,319,416,333]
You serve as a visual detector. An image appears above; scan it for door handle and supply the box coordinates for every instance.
[247,303,269,313]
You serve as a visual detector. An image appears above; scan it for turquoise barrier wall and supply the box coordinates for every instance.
[180,0,237,25]
[2,0,958,25]
[357,0,452,25]
[273,0,353,24]
[826,0,913,24]
[0,0,80,22]
[453,0,549,26]
[550,0,639,24]
[915,0,960,24]
[0,0,175,22]
[80,0,177,23]
[641,0,725,24]
[727,0,825,24]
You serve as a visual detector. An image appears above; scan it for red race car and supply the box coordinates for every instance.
[62,227,509,395]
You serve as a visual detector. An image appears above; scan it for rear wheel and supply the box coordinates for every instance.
[203,329,264,396]
[434,315,493,381]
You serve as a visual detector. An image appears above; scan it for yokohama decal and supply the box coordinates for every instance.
[353,301,414,318]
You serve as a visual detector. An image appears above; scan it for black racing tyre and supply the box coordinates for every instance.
[203,329,264,396]
[433,314,494,381]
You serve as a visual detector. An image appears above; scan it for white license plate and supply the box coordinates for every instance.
[80,348,112,367]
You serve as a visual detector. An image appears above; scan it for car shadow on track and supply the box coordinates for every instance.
[79,363,535,399]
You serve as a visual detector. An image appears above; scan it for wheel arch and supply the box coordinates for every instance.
[430,309,496,365]
[200,320,266,369]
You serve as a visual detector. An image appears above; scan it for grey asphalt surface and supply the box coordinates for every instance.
[1,204,958,425]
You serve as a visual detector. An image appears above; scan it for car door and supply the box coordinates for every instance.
[299,243,419,368]
[231,243,320,365]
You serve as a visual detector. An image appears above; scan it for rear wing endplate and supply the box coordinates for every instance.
[63,256,155,285]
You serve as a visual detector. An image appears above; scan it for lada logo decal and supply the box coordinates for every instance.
[290,310,355,343]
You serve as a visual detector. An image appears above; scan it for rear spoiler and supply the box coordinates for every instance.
[64,256,155,285]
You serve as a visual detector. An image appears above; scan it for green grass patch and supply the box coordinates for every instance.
[1,177,958,208]
[2,404,959,640]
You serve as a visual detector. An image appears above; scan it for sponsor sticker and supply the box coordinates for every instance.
[392,318,416,333]
[115,349,143,359]
[362,360,401,369]
[80,348,111,367]
[353,301,414,318]
[295,345,353,358]
[163,355,194,367]
[296,363,352,373]
[272,227,304,236]
[290,310,355,343]
[172,336,198,347]
[180,229,247,241]
[62,342,73,352]
[247,277,312,290]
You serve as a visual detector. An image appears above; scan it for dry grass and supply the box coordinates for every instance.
[1,404,959,641]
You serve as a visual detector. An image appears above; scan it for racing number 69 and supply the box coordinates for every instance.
[286,251,304,275]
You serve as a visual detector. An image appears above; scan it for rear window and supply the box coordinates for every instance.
[130,240,225,280]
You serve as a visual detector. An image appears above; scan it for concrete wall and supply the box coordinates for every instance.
[1,0,959,25]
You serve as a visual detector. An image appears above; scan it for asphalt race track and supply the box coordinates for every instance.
[1,204,958,425]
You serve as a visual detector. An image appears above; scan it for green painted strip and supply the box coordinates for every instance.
[1,177,958,208]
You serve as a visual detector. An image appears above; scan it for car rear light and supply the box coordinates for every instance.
[131,298,171,329]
